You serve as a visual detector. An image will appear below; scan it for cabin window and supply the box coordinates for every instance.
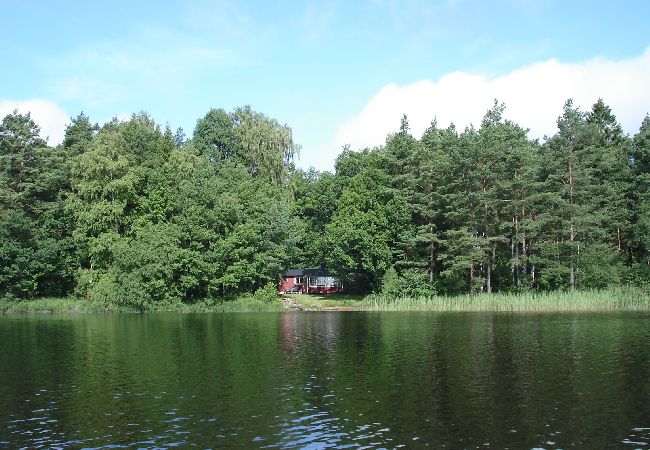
[308,276,338,287]
[295,277,302,284]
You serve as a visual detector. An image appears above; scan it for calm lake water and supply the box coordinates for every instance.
[1,312,649,449]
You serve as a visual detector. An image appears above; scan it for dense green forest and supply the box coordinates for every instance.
[1,99,649,308]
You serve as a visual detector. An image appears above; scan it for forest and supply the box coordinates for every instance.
[1,99,649,309]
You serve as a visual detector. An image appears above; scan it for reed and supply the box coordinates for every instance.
[0,297,105,314]
[165,296,285,313]
[1,296,285,314]
[360,287,650,312]
[5,288,648,314]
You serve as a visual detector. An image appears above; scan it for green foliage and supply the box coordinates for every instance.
[63,112,97,153]
[631,115,650,267]
[291,169,341,267]
[0,111,76,298]
[2,100,649,308]
[231,105,300,184]
[380,266,400,297]
[397,268,438,297]
[363,287,650,311]
[0,297,103,313]
[323,166,408,290]
[193,108,242,161]
[253,283,280,303]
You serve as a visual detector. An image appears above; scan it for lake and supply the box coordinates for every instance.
[1,312,649,448]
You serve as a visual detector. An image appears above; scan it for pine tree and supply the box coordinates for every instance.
[381,114,420,272]
[440,125,487,293]
[0,111,75,297]
[631,115,650,272]
[415,120,455,287]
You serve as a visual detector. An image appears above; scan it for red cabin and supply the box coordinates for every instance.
[279,269,343,295]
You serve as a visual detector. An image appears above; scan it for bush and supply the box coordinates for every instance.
[397,268,437,297]
[380,266,400,297]
[253,282,279,303]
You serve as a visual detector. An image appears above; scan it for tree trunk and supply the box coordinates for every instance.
[515,239,520,288]
[490,246,496,293]
[531,264,535,284]
[428,172,435,283]
[429,226,435,283]
[568,158,576,291]
[513,213,520,288]
[576,243,580,288]
[570,223,575,291]
[483,179,491,293]
[522,207,528,286]
[469,262,475,295]
[18,159,24,191]
[511,232,516,287]
[486,257,492,293]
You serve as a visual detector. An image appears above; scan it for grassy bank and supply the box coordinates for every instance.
[0,296,285,314]
[156,297,285,313]
[283,293,364,310]
[3,288,649,314]
[359,288,650,312]
[0,297,105,314]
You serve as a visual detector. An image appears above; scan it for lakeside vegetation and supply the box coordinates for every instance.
[4,288,649,314]
[361,288,650,312]
[286,289,650,312]
[1,296,285,314]
[1,98,650,310]
[284,293,364,310]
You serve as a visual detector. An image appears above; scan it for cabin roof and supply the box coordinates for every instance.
[283,268,331,277]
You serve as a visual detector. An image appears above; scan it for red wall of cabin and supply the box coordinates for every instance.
[279,276,342,294]
[279,277,303,293]
[306,285,342,294]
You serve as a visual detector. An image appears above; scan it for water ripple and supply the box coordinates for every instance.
[1,312,649,448]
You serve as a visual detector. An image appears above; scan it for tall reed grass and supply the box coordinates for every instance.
[0,297,107,314]
[161,296,285,313]
[360,287,650,312]
[1,296,285,314]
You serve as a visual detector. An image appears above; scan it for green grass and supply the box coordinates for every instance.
[1,296,285,314]
[4,288,648,314]
[0,297,109,314]
[151,296,285,313]
[284,293,364,310]
[360,287,650,312]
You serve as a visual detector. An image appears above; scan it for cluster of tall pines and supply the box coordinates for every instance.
[1,99,649,308]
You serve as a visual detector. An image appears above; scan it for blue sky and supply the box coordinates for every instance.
[2,0,650,170]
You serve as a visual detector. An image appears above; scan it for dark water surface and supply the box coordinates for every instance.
[1,312,649,449]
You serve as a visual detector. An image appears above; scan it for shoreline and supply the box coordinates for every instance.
[0,297,285,314]
[2,288,649,314]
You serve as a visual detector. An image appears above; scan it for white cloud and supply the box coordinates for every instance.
[332,47,650,155]
[0,99,69,145]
